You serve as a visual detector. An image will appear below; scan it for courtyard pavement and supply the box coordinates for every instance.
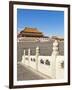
[17,62,51,81]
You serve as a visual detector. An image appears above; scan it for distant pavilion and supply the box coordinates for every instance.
[17,27,64,42]
[18,27,44,37]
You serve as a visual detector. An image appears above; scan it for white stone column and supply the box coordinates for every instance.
[28,48,30,66]
[36,46,39,71]
[21,49,25,64]
[52,40,59,56]
[51,40,59,79]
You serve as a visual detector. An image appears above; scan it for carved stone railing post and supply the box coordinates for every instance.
[21,49,25,64]
[51,40,59,79]
[52,40,59,56]
[28,48,30,66]
[36,46,39,71]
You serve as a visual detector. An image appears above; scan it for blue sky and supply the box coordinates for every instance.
[17,9,64,36]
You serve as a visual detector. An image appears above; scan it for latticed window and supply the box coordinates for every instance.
[45,59,50,65]
[40,59,44,64]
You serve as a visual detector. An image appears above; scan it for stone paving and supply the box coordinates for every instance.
[17,63,51,81]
